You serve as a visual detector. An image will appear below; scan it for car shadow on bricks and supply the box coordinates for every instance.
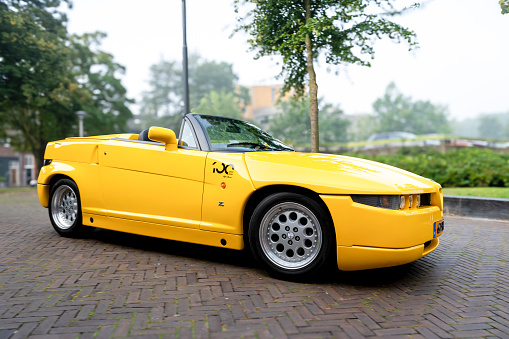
[86,227,259,269]
[57,227,435,286]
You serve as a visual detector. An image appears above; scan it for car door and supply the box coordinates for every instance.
[98,139,206,229]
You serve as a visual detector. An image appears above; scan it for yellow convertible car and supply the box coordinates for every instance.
[37,114,444,278]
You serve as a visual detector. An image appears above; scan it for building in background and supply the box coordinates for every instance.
[0,138,37,187]
[241,85,294,127]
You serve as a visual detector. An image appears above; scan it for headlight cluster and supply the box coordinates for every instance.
[351,195,400,210]
[353,194,430,210]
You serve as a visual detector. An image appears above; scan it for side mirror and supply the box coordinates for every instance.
[148,127,178,151]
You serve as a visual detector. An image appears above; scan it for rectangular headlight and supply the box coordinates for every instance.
[351,195,400,210]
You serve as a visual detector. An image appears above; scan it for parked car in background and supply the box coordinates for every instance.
[367,131,417,142]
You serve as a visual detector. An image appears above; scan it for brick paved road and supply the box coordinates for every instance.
[1,190,508,338]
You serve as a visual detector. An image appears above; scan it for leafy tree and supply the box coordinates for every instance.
[269,96,349,145]
[0,0,74,168]
[348,114,377,141]
[234,0,417,152]
[192,91,243,119]
[373,83,450,135]
[139,55,242,131]
[478,115,503,140]
[236,86,251,117]
[0,1,133,168]
[139,59,184,131]
[190,60,238,109]
[500,0,509,14]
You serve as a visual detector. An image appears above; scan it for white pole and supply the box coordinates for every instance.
[75,111,87,137]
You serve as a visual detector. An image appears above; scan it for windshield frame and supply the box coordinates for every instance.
[186,114,293,153]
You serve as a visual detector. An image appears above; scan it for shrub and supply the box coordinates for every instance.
[347,148,509,188]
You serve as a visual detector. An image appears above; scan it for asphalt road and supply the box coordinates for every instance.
[1,191,508,338]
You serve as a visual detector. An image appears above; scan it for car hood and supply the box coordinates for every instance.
[244,152,440,195]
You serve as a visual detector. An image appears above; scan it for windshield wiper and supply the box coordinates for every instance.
[227,142,276,150]
[227,142,272,149]
[227,142,294,151]
[278,146,295,151]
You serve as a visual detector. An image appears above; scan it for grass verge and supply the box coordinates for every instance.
[443,187,509,199]
[0,187,37,194]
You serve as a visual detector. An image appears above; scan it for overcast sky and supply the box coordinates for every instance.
[66,0,509,120]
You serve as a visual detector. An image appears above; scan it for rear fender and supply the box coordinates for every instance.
[37,161,104,214]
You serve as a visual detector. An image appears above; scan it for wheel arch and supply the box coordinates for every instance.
[242,185,335,242]
[39,173,79,208]
[49,174,76,188]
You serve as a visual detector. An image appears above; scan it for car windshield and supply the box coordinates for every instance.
[194,115,294,152]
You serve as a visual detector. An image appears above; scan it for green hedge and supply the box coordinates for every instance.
[348,148,509,188]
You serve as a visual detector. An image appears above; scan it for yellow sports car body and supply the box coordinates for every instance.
[37,114,444,279]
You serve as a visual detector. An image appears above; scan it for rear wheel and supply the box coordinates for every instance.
[249,192,334,279]
[49,179,90,237]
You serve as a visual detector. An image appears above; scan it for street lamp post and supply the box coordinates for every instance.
[75,110,87,137]
[182,0,190,116]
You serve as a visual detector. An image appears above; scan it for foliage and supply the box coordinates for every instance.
[139,55,242,132]
[501,0,509,14]
[351,147,509,188]
[373,83,450,135]
[477,115,504,140]
[450,111,509,139]
[190,60,238,110]
[192,91,243,119]
[0,1,132,168]
[0,0,73,167]
[139,59,183,131]
[68,33,133,135]
[234,0,418,152]
[269,96,350,145]
[348,114,377,141]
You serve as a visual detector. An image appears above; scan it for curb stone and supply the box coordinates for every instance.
[444,195,509,220]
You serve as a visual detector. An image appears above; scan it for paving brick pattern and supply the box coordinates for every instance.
[1,191,509,338]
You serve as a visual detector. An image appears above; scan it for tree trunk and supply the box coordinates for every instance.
[305,0,319,153]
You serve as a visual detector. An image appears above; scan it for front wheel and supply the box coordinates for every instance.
[248,193,334,279]
[49,179,90,237]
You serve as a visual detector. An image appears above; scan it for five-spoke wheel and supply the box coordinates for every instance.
[51,184,78,230]
[249,192,334,278]
[49,179,89,237]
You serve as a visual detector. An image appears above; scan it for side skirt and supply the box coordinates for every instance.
[82,212,244,250]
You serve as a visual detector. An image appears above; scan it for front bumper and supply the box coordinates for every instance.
[320,195,443,271]
[337,237,439,271]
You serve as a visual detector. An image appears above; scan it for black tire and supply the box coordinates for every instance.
[48,178,91,237]
[248,192,334,279]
